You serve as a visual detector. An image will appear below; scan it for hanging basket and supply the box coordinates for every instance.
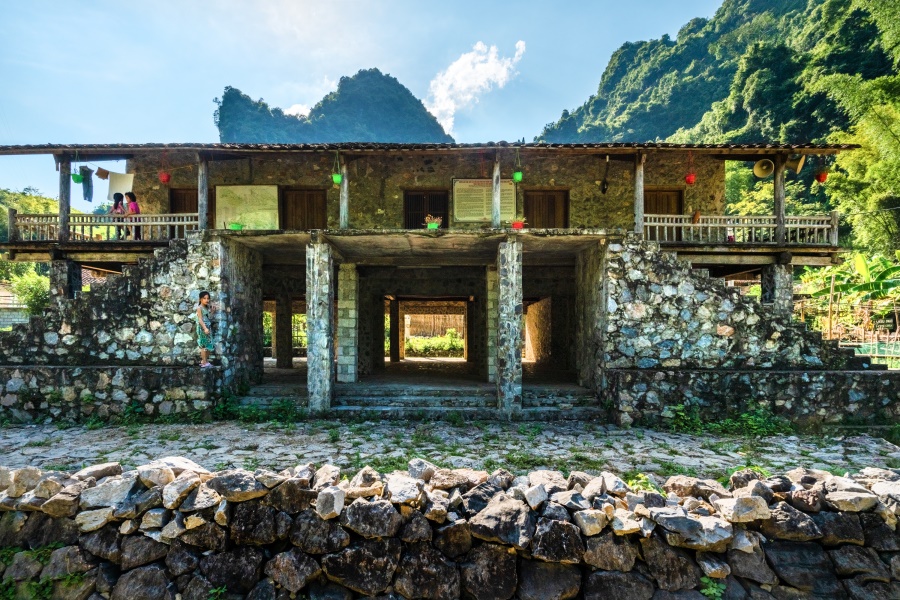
[71,173,84,184]
[512,171,523,183]
[332,173,343,185]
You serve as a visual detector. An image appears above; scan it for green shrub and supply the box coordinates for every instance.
[10,270,50,316]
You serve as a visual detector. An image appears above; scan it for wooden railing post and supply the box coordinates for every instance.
[198,156,209,230]
[7,208,18,242]
[58,156,71,242]
[830,210,840,246]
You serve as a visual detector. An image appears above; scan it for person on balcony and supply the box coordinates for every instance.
[108,193,126,240]
[124,192,141,240]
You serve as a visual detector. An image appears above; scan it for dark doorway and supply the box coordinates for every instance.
[404,191,449,229]
[524,191,569,228]
[170,188,216,229]
[282,189,327,230]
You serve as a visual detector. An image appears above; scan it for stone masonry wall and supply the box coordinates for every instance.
[128,149,723,230]
[1,457,898,599]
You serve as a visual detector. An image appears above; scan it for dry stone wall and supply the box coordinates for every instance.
[1,457,898,599]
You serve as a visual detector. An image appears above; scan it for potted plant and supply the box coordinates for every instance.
[227,220,245,231]
[509,215,526,230]
[424,215,442,230]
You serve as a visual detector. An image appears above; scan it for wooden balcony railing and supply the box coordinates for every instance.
[644,212,839,246]
[7,210,199,243]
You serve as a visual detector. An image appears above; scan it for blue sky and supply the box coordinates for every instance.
[0,0,723,210]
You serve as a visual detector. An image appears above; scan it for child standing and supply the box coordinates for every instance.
[196,291,214,368]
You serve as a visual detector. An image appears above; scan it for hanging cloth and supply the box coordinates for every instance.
[79,166,94,202]
[107,172,135,201]
[95,167,109,180]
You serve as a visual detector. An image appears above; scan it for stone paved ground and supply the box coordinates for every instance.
[3,420,898,484]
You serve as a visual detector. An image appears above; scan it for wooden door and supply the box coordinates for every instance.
[404,191,449,229]
[282,190,327,230]
[524,191,568,228]
[644,189,683,241]
[169,188,216,229]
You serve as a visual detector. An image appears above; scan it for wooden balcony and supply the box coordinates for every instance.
[643,213,839,246]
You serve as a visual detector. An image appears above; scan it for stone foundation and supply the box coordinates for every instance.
[1,457,898,599]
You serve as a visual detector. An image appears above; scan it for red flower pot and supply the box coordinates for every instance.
[512,221,525,230]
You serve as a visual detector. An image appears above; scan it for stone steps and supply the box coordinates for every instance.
[332,394,496,408]
[522,389,598,408]
[329,405,605,421]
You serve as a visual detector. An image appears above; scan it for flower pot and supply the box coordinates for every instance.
[228,223,244,231]
[426,222,440,230]
[511,221,525,230]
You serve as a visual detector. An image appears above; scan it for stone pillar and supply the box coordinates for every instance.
[398,304,407,360]
[336,264,359,383]
[274,295,293,369]
[49,260,82,300]
[306,241,335,412]
[373,295,386,371]
[496,237,523,417]
[389,299,400,362]
[761,263,794,317]
[486,266,499,383]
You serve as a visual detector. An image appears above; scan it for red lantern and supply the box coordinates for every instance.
[159,171,171,184]
[685,173,696,185]
[815,171,828,183]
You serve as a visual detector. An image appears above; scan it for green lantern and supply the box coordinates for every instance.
[512,148,523,183]
[332,173,343,185]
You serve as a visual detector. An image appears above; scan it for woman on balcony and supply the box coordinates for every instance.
[124,192,141,240]
[108,193,126,240]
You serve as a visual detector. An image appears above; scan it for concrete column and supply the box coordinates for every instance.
[389,299,400,362]
[306,241,335,412]
[761,263,794,317]
[496,237,523,417]
[49,260,82,300]
[58,157,71,242]
[336,264,359,383]
[274,295,293,369]
[486,266,499,383]
[398,304,407,360]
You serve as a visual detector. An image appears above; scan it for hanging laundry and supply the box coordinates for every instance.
[107,172,135,201]
[95,167,109,180]
[79,166,94,202]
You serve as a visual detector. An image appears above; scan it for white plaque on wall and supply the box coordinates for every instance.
[452,179,516,222]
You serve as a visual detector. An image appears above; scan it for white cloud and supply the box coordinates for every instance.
[284,104,311,117]
[426,41,526,135]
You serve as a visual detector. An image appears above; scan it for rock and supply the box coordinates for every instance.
[860,512,900,551]
[456,468,489,488]
[517,559,580,600]
[254,468,287,489]
[165,540,200,577]
[758,502,822,541]
[529,470,568,495]
[42,481,91,518]
[340,498,402,538]
[583,530,640,571]
[430,468,472,490]
[460,543,517,600]
[727,544,778,585]
[74,462,123,481]
[19,511,80,547]
[827,545,890,581]
[489,469,515,490]
[320,539,401,596]
[39,545,96,581]
[763,541,843,595]
[79,524,122,563]
[178,483,221,512]
[348,465,381,488]
[542,502,571,522]
[842,578,900,600]
[386,473,424,506]
[729,469,762,491]
[664,475,730,500]
[33,474,68,499]
[137,464,176,488]
[550,490,591,512]
[732,480,774,504]
[583,570,655,600]
[113,486,162,520]
[199,547,264,594]
[601,472,631,497]
[567,471,593,490]
[214,499,229,526]
[179,522,227,552]
[231,501,276,545]
[265,477,318,513]
[696,552,731,578]
[6,467,41,498]
[611,508,642,535]
[573,508,608,536]
[307,581,354,600]
[468,493,536,551]
[531,518,585,564]
[206,469,269,503]
[182,574,215,600]
[460,482,502,517]
[313,464,341,491]
[264,548,322,593]
[640,533,702,592]
[316,485,345,520]
[581,476,606,500]
[785,467,831,487]
[788,488,824,513]
[120,535,169,570]
[524,484,548,510]
[714,497,771,523]
[275,510,292,540]
[161,512,187,539]
[423,490,450,523]
[162,471,201,510]
[400,506,432,543]
[290,508,350,554]
[139,507,170,530]
[825,491,878,512]
[394,542,460,600]
[79,472,138,509]
[824,475,870,494]
[408,458,437,482]
[729,528,761,554]
[292,462,316,486]
[431,519,470,558]
[810,511,864,546]
[110,564,174,600]
[75,507,115,532]
[150,457,210,477]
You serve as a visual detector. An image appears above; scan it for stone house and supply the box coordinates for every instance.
[0,142,897,426]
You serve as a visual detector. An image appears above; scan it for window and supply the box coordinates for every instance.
[282,189,327,230]
[169,188,216,229]
[524,191,569,228]
[404,191,449,229]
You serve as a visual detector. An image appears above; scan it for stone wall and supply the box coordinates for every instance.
[1,457,897,599]
[0,307,27,329]
[127,149,723,230]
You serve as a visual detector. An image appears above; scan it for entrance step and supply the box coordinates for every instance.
[238,383,308,408]
[329,405,606,421]
[522,387,598,409]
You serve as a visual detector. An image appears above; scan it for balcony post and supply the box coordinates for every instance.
[634,153,645,234]
[57,155,71,242]
[339,155,349,229]
[773,154,786,245]
[492,154,501,228]
[830,210,840,246]
[7,208,19,242]
[197,156,209,230]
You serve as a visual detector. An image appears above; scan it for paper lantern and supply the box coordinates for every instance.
[159,171,171,184]
[512,171,523,183]
[815,171,828,183]
[684,173,696,185]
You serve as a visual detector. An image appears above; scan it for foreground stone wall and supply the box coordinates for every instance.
[1,457,898,599]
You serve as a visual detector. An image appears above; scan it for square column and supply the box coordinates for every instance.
[306,241,335,412]
[761,263,794,317]
[496,237,523,417]
[274,296,293,369]
[486,266,499,383]
[336,263,359,383]
[50,260,81,300]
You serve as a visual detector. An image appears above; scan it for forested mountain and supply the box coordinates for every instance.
[537,0,893,144]
[214,68,453,143]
